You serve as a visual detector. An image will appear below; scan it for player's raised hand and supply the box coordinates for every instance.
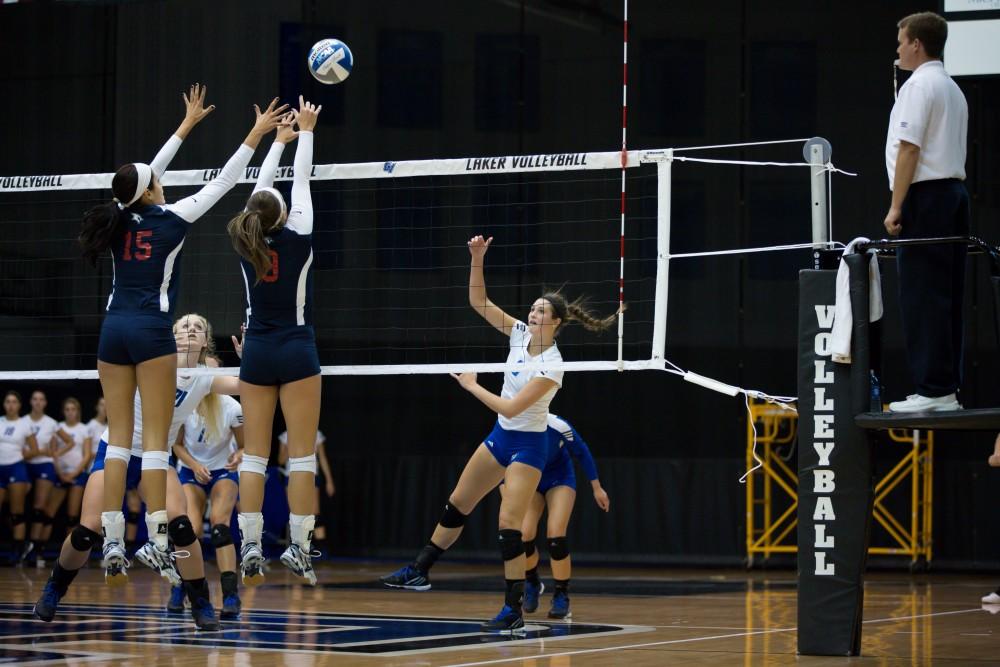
[296,96,322,132]
[276,111,299,145]
[468,235,493,261]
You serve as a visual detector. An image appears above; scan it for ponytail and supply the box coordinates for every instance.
[228,190,284,283]
[541,291,623,335]
[79,164,140,267]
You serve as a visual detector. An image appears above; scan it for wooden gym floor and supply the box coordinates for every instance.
[1,561,998,665]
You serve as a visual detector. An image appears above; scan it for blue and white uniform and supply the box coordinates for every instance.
[86,418,106,450]
[98,135,256,365]
[55,421,91,488]
[537,414,599,494]
[178,395,243,493]
[483,321,563,471]
[277,429,326,488]
[91,371,218,488]
[238,132,320,386]
[0,416,31,488]
[25,414,58,482]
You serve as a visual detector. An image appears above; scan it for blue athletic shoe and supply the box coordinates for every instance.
[221,593,242,620]
[33,580,62,622]
[167,584,185,613]
[523,580,544,613]
[379,565,431,591]
[548,590,571,619]
[190,596,221,631]
[481,604,525,633]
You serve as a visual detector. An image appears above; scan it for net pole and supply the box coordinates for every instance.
[616,0,629,370]
[652,156,672,360]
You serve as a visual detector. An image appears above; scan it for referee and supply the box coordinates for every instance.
[884,11,969,414]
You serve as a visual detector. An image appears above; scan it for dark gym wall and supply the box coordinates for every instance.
[1,0,998,567]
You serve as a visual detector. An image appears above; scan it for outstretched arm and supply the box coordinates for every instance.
[467,235,517,335]
[451,373,557,420]
[287,97,320,235]
[252,113,297,194]
[150,83,216,177]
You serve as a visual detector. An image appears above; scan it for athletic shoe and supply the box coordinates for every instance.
[221,593,242,620]
[102,541,129,586]
[982,590,1000,604]
[240,542,265,586]
[167,584,186,613]
[279,543,318,586]
[379,565,431,591]
[480,604,525,633]
[33,580,62,622]
[548,590,571,619]
[189,596,221,631]
[888,393,962,413]
[135,541,181,586]
[523,580,545,613]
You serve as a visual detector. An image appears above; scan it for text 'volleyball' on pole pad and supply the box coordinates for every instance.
[797,258,874,656]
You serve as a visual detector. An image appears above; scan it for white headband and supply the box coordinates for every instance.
[258,187,287,221]
[126,163,153,206]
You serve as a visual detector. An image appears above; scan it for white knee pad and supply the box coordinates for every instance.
[141,450,170,471]
[288,454,317,475]
[240,454,268,477]
[105,445,132,464]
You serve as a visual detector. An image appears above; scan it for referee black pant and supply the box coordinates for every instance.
[896,178,970,398]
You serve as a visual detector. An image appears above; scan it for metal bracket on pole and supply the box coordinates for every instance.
[804,137,833,269]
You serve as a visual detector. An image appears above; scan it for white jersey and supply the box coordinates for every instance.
[86,418,107,446]
[101,371,216,456]
[181,395,243,470]
[0,416,30,465]
[55,422,90,474]
[25,414,59,463]
[498,321,563,432]
[278,429,325,477]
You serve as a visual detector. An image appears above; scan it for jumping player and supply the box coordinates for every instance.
[381,235,617,632]
[227,97,322,587]
[77,84,287,584]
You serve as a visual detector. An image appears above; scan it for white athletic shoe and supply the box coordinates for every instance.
[887,393,962,413]
[280,543,318,586]
[240,541,266,586]
[102,541,130,587]
[134,541,182,586]
[982,591,1000,604]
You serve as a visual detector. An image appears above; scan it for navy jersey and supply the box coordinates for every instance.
[544,414,599,481]
[241,132,315,332]
[104,138,255,321]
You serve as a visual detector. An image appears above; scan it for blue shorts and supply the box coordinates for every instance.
[58,472,89,489]
[0,461,30,488]
[98,315,177,365]
[27,461,57,482]
[240,327,320,386]
[91,440,142,490]
[483,422,548,471]
[538,456,576,494]
[178,466,238,494]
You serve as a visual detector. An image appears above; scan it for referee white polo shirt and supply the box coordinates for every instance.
[885,60,967,189]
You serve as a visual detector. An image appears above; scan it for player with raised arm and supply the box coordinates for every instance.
[381,235,617,633]
[227,97,323,587]
[77,85,287,586]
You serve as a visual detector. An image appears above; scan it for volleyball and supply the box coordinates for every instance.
[308,38,353,85]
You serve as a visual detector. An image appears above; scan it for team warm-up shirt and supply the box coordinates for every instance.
[55,421,91,474]
[498,321,563,433]
[25,414,58,463]
[544,414,599,481]
[106,136,256,321]
[240,132,315,332]
[0,416,30,465]
[101,371,217,456]
[277,429,325,477]
[180,395,244,471]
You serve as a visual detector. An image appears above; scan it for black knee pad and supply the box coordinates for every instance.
[524,539,536,558]
[167,515,197,548]
[70,525,100,552]
[439,502,467,529]
[10,513,25,527]
[126,511,141,525]
[548,536,569,561]
[499,528,523,562]
[210,524,233,549]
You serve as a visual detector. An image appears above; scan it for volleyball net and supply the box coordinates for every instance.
[0,139,846,382]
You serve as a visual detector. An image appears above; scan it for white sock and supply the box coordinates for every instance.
[145,509,169,551]
[289,514,316,551]
[238,512,264,545]
[101,511,125,546]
